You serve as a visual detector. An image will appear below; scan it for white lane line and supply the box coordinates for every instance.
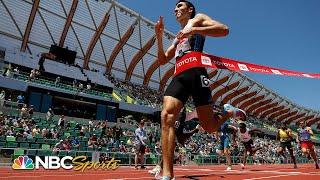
[243,174,298,180]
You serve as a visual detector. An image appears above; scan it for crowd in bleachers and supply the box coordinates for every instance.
[107,74,163,107]
[1,77,320,163]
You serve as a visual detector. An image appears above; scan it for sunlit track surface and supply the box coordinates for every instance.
[1,164,319,180]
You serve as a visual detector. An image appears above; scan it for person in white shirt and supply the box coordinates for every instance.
[134,120,147,169]
[46,108,54,122]
[58,115,65,129]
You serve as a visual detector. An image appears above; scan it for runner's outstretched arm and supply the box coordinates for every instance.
[155,16,175,65]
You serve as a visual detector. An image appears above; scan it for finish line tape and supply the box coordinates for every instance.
[173,51,320,79]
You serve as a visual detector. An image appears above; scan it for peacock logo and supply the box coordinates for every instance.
[12,155,34,170]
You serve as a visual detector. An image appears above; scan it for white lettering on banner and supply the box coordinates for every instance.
[238,64,249,71]
[271,69,282,75]
[35,156,48,169]
[249,67,270,73]
[49,156,60,169]
[282,72,300,76]
[201,55,212,66]
[212,60,235,68]
[35,156,73,169]
[302,74,313,78]
[176,57,198,67]
[61,156,73,170]
[173,52,319,79]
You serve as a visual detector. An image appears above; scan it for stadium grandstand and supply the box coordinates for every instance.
[0,0,319,179]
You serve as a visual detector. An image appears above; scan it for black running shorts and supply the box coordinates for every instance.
[164,67,212,107]
[243,139,254,152]
[280,141,293,150]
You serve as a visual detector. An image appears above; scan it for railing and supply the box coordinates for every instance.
[0,70,114,100]
[2,147,317,167]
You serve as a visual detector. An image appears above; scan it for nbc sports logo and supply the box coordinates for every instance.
[238,64,249,71]
[12,156,34,170]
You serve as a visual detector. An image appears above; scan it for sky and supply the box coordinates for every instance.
[116,0,320,112]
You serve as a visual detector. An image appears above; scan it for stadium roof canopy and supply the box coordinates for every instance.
[0,0,319,125]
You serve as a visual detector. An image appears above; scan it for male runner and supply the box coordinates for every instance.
[215,118,236,171]
[215,104,251,171]
[237,122,263,169]
[148,107,201,178]
[155,1,247,179]
[296,121,319,169]
[276,123,297,168]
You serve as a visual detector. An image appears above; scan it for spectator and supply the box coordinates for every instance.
[0,111,4,122]
[28,105,34,119]
[24,130,33,139]
[91,134,98,142]
[46,108,54,122]
[20,104,28,119]
[41,127,49,138]
[78,83,83,90]
[89,119,94,132]
[88,135,97,149]
[6,126,14,136]
[119,141,127,153]
[53,140,64,152]
[13,67,19,78]
[114,125,122,146]
[0,90,5,107]
[29,69,36,81]
[134,120,147,169]
[16,129,24,138]
[55,76,60,86]
[38,53,46,72]
[127,137,133,146]
[58,115,65,129]
[66,122,71,130]
[71,137,80,148]
[86,83,91,90]
[72,79,77,88]
[5,64,12,77]
[145,145,151,154]
[32,125,40,137]
[51,129,58,139]
[155,142,161,155]
[75,123,81,131]
[99,153,109,163]
[63,138,72,151]
[17,94,25,104]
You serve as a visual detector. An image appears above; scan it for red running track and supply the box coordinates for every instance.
[0,164,319,180]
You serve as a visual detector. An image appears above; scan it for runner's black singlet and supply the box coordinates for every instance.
[164,34,213,107]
